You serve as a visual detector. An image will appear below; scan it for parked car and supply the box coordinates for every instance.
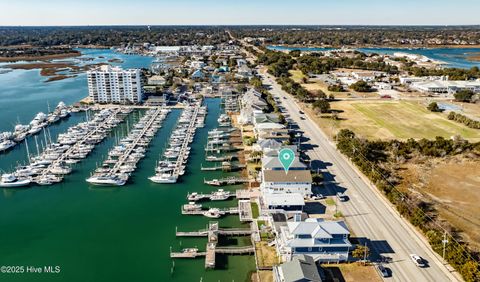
[410,254,426,267]
[300,116,306,120]
[311,194,325,200]
[299,110,304,114]
[336,192,347,202]
[376,264,390,277]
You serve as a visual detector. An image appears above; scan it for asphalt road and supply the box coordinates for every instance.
[260,72,459,282]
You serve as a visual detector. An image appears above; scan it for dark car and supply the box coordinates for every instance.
[300,116,306,120]
[299,110,304,114]
[376,264,390,278]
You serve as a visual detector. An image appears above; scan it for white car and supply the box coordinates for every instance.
[410,254,426,267]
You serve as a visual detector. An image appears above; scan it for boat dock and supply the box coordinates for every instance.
[200,162,245,172]
[30,108,127,185]
[203,176,249,186]
[149,102,206,184]
[173,222,254,268]
[187,189,235,202]
[87,107,169,185]
[181,207,239,218]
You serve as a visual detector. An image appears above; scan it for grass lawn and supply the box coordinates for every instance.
[288,70,305,83]
[251,202,260,219]
[325,198,336,206]
[305,100,480,141]
[255,242,279,268]
[351,101,480,140]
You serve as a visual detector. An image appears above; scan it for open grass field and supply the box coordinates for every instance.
[309,100,480,141]
[398,157,480,251]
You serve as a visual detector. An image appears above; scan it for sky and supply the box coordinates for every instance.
[0,0,479,26]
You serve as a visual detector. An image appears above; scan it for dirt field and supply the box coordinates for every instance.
[399,157,480,251]
[304,100,480,141]
[255,241,279,268]
[323,263,382,282]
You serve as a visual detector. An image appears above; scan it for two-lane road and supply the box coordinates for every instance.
[261,72,459,282]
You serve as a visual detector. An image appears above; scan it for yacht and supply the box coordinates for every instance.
[203,208,222,218]
[210,189,232,201]
[0,140,16,152]
[149,173,178,184]
[86,175,126,186]
[0,174,31,188]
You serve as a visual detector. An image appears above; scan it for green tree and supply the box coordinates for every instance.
[312,99,331,113]
[454,90,474,102]
[350,80,372,92]
[460,260,480,282]
[352,245,370,260]
[427,102,441,112]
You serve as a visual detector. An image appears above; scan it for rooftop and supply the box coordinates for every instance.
[263,170,312,183]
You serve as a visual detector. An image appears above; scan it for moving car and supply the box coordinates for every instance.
[410,254,426,267]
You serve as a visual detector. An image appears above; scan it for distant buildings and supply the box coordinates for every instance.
[87,65,143,104]
[411,80,480,94]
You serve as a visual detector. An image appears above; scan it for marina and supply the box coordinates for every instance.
[149,101,206,184]
[0,102,77,153]
[187,188,235,202]
[87,107,169,186]
[172,222,254,269]
[0,108,129,187]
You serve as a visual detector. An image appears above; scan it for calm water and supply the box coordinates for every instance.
[0,50,254,281]
[268,45,480,69]
[0,49,154,133]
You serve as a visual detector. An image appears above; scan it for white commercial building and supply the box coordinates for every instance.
[87,65,143,104]
[411,80,480,94]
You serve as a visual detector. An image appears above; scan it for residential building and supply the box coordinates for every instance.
[148,75,166,85]
[274,255,324,282]
[277,218,351,263]
[264,192,305,211]
[261,170,312,196]
[87,65,143,104]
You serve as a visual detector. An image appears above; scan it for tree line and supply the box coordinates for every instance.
[336,129,480,281]
[0,26,230,47]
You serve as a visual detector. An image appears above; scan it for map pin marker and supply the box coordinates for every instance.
[278,148,295,174]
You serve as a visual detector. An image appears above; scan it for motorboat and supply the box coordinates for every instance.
[0,174,31,188]
[0,140,16,152]
[149,173,178,184]
[86,175,126,186]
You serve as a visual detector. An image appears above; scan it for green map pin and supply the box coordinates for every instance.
[278,148,295,174]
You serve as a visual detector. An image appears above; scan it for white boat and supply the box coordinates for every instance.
[149,174,178,184]
[0,140,16,152]
[0,174,31,188]
[28,126,42,135]
[86,175,126,186]
[49,166,72,175]
[203,208,222,218]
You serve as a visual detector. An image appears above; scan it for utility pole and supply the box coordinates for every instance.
[442,231,448,261]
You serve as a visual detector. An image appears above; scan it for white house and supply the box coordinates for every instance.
[277,218,351,263]
[261,170,312,196]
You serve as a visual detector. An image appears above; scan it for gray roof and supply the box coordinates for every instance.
[262,156,307,170]
[281,255,322,282]
[264,193,305,207]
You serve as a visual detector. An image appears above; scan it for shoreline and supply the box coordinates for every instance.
[267,44,480,49]
[0,51,81,62]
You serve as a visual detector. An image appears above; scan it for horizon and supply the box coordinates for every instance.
[1,0,480,26]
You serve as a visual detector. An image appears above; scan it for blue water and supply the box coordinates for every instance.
[0,49,154,132]
[268,45,480,69]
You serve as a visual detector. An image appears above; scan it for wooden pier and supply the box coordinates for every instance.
[203,176,249,186]
[173,222,254,269]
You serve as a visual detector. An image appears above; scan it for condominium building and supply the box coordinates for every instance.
[87,65,143,104]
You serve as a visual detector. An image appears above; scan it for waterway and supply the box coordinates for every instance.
[0,49,255,281]
[268,45,480,69]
